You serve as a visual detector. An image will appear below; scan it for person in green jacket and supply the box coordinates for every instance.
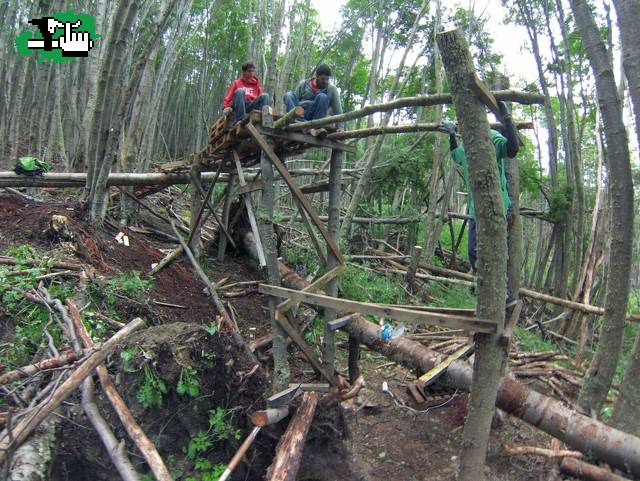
[438,101,519,272]
[283,64,344,129]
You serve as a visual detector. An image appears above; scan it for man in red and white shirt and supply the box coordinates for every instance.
[222,62,271,122]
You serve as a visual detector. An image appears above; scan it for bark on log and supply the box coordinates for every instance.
[0,350,88,386]
[66,301,172,481]
[0,318,145,464]
[560,457,632,481]
[286,90,546,131]
[269,257,640,477]
[0,256,83,271]
[265,392,319,481]
[273,106,305,129]
[326,121,533,140]
[8,411,59,481]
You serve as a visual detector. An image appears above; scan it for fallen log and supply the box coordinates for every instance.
[501,444,583,459]
[345,316,640,477]
[7,410,59,481]
[0,256,83,271]
[560,457,632,481]
[273,259,640,477]
[265,392,319,481]
[0,350,89,386]
[0,318,145,464]
[67,301,172,481]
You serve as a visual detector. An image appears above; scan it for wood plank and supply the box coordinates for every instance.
[233,149,266,267]
[382,304,476,317]
[468,73,501,116]
[246,123,345,264]
[257,126,357,153]
[276,264,345,313]
[417,344,475,385]
[261,285,498,333]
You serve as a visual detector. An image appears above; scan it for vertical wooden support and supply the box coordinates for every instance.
[217,175,236,261]
[323,149,344,374]
[258,107,289,391]
[189,165,203,258]
[233,149,267,267]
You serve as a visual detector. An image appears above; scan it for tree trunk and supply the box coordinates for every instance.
[570,0,634,416]
[612,0,640,148]
[437,28,508,481]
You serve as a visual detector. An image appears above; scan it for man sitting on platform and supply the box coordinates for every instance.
[284,64,344,129]
[223,61,271,122]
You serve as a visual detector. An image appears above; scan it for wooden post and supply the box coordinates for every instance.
[258,107,290,391]
[324,148,344,375]
[265,392,319,481]
[189,165,203,258]
[217,175,236,261]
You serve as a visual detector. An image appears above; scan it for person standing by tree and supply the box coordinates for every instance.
[438,101,519,272]
[222,61,271,122]
[283,64,344,129]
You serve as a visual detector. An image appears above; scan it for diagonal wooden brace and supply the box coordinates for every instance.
[246,122,345,265]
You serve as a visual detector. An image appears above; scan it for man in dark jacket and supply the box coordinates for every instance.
[223,62,271,122]
[284,64,343,129]
[438,101,519,272]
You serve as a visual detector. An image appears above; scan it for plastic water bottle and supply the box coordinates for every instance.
[381,322,405,341]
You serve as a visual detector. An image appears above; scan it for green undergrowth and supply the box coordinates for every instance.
[0,244,155,385]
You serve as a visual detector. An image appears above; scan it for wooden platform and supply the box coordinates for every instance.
[158,110,355,175]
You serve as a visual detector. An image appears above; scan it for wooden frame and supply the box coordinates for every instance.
[260,284,498,333]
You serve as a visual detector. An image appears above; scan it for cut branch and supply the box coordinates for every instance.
[0,318,145,464]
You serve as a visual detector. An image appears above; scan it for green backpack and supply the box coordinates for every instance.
[14,157,49,176]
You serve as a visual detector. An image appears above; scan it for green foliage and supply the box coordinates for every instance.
[546,186,571,222]
[177,365,200,398]
[137,365,167,409]
[202,321,217,336]
[185,431,213,460]
[281,244,321,276]
[104,270,154,306]
[120,346,139,373]
[514,325,556,353]
[340,264,406,305]
[0,249,75,370]
[208,407,241,442]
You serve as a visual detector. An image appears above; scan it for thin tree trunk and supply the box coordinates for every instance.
[437,28,508,481]
[570,0,634,416]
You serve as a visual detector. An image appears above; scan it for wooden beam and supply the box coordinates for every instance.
[292,197,328,267]
[417,344,475,385]
[285,90,546,131]
[238,179,264,195]
[260,284,498,333]
[276,264,345,313]
[273,106,305,129]
[257,126,357,153]
[246,123,345,265]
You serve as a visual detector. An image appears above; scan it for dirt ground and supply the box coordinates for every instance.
[0,193,561,481]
